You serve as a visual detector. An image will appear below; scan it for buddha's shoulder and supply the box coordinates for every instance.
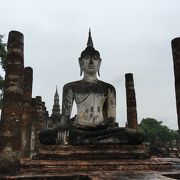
[63,80,82,89]
[98,80,115,89]
[63,80,115,92]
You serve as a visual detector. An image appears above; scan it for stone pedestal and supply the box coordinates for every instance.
[0,31,24,172]
[20,157,173,175]
[33,144,150,160]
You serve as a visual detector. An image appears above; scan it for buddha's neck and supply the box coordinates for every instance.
[83,74,98,83]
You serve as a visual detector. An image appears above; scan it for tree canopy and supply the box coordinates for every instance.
[0,35,7,107]
[0,35,7,71]
[138,118,178,143]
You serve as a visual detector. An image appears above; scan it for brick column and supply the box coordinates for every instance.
[30,98,37,156]
[21,67,33,158]
[45,110,49,128]
[42,101,46,129]
[35,96,43,153]
[0,31,24,171]
[125,73,138,129]
[172,38,180,133]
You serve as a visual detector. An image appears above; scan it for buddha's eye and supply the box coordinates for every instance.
[84,55,90,60]
[92,55,98,60]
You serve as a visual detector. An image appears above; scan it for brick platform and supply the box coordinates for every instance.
[0,157,177,179]
[33,144,150,160]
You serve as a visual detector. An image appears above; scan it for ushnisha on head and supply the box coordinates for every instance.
[79,29,102,76]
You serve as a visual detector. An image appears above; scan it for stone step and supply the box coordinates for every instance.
[21,158,173,173]
[33,144,150,160]
[33,152,149,160]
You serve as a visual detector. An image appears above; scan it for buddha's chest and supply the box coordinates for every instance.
[74,92,107,106]
[74,92,107,125]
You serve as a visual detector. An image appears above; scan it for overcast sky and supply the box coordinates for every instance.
[0,0,180,129]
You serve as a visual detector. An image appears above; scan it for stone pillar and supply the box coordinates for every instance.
[45,111,50,128]
[35,96,43,153]
[172,38,180,133]
[0,31,24,171]
[21,67,33,158]
[42,101,46,129]
[42,104,49,129]
[30,97,46,155]
[30,98,37,156]
[125,73,138,129]
[176,137,180,151]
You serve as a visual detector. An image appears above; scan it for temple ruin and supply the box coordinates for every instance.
[0,30,179,179]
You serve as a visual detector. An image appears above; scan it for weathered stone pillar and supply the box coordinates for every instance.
[176,137,180,151]
[45,110,49,128]
[42,104,49,129]
[42,101,46,129]
[125,73,138,129]
[172,38,180,133]
[21,67,33,158]
[30,98,37,156]
[0,31,24,171]
[35,96,43,153]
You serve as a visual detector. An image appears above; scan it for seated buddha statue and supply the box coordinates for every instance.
[39,30,144,145]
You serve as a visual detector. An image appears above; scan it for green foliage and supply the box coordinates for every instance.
[138,118,178,143]
[0,35,7,71]
[0,34,7,108]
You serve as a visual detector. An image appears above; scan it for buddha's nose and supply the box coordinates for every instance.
[89,58,93,64]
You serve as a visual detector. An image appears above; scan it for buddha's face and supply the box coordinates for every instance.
[81,55,101,75]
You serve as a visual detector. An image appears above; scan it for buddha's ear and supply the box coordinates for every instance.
[98,58,102,76]
[78,57,83,76]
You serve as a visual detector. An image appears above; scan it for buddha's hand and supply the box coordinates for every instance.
[60,116,69,130]
[105,117,117,127]
[57,116,69,144]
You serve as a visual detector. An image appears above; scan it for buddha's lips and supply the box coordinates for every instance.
[89,65,95,69]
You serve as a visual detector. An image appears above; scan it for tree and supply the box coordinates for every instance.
[138,118,178,144]
[0,34,7,108]
[0,35,7,71]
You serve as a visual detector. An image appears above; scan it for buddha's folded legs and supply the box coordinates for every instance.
[39,126,143,146]
[39,128,58,145]
[68,127,144,145]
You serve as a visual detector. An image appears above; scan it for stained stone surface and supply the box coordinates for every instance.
[33,144,149,160]
[0,157,177,179]
[30,98,37,156]
[34,96,46,153]
[21,67,33,158]
[0,146,21,173]
[125,73,138,129]
[0,172,176,180]
[172,37,180,132]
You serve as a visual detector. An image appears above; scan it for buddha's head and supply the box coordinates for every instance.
[79,29,102,76]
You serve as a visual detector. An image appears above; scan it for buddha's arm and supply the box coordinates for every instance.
[107,87,116,121]
[61,84,74,124]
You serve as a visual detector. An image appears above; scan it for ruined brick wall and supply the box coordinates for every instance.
[0,31,24,152]
[30,96,48,155]
[0,31,24,171]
